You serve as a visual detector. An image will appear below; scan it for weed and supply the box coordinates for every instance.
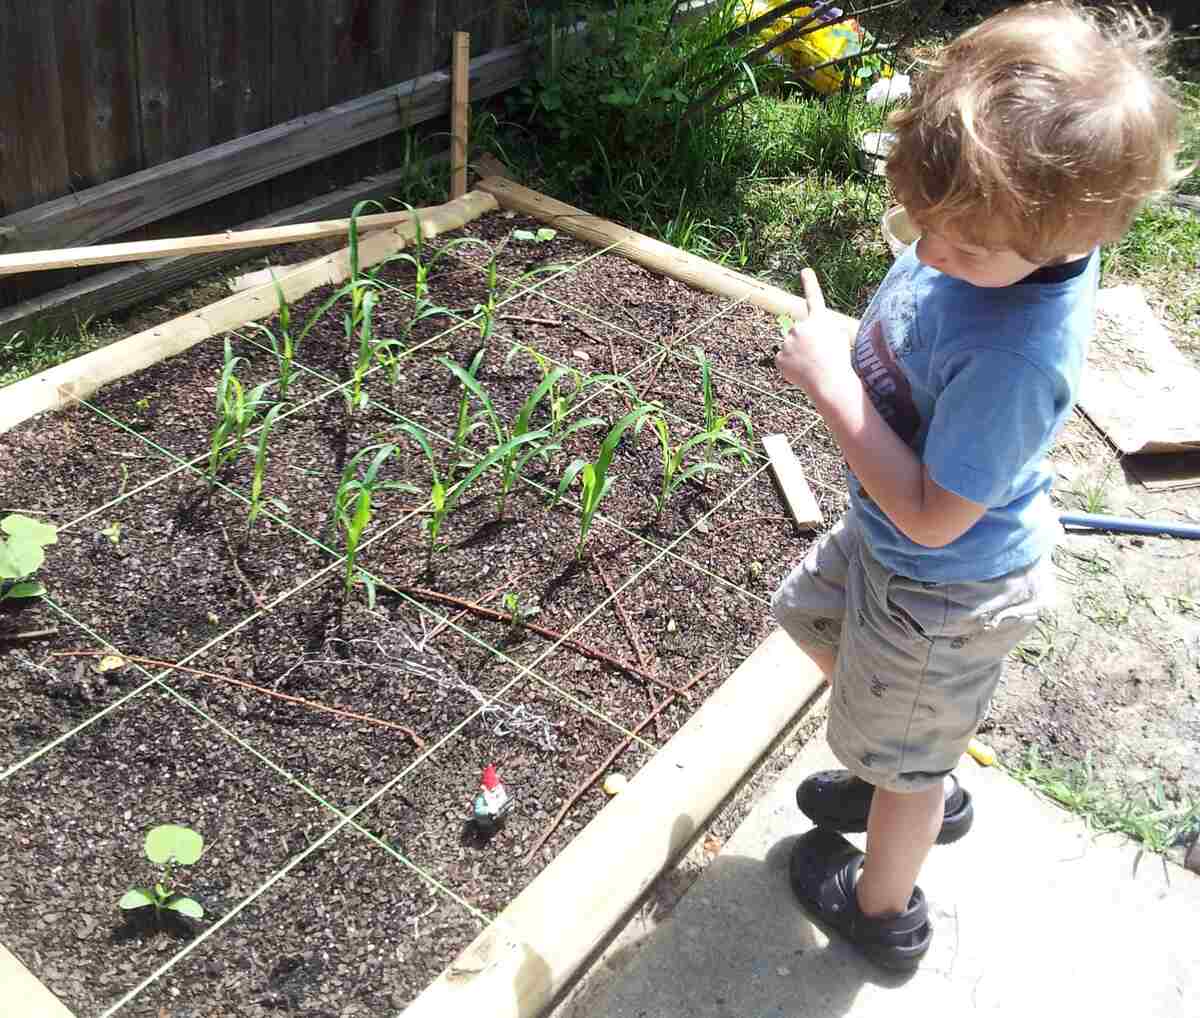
[1007,746,1200,855]
[553,403,658,559]
[118,824,205,921]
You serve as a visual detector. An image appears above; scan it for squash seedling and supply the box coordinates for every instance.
[0,514,58,601]
[118,824,205,921]
[332,443,419,607]
[638,412,731,519]
[552,403,658,560]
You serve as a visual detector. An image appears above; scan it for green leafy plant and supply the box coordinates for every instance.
[474,235,566,342]
[694,345,754,475]
[374,297,452,386]
[512,227,559,243]
[118,824,205,921]
[246,403,287,533]
[331,444,419,606]
[502,590,541,631]
[552,403,658,559]
[382,202,489,303]
[347,288,381,412]
[504,344,634,437]
[443,356,592,516]
[0,514,58,601]
[638,411,731,519]
[244,273,297,401]
[207,339,272,488]
[392,422,546,567]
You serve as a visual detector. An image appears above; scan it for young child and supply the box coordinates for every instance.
[772,1,1186,971]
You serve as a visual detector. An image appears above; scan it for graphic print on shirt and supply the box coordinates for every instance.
[851,273,921,447]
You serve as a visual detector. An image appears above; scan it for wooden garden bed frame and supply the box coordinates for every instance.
[1,178,829,1018]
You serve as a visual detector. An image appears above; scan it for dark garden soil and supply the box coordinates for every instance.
[0,211,837,1017]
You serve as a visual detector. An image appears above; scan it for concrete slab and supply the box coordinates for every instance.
[573,695,1200,1018]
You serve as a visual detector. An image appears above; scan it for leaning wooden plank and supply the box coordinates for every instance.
[0,158,449,342]
[762,433,824,529]
[0,42,529,255]
[400,630,827,1018]
[0,190,498,434]
[0,209,423,276]
[476,176,859,333]
[0,942,73,1018]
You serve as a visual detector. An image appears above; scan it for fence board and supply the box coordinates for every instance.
[133,2,211,166]
[55,0,141,190]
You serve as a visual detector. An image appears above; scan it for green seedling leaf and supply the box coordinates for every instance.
[2,581,45,600]
[119,888,156,911]
[2,514,58,547]
[535,228,557,242]
[101,522,122,545]
[0,542,43,579]
[166,896,205,920]
[144,824,204,866]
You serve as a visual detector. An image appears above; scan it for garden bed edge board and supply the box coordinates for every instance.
[401,628,826,1018]
[0,190,498,435]
[0,943,73,1018]
[476,175,861,336]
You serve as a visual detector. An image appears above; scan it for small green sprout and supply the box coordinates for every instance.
[207,338,271,488]
[380,202,490,303]
[512,227,558,243]
[639,412,731,519]
[0,514,58,601]
[504,344,632,438]
[118,824,205,921]
[332,444,419,606]
[695,346,754,476]
[347,288,381,412]
[243,272,297,401]
[552,404,658,560]
[247,403,287,533]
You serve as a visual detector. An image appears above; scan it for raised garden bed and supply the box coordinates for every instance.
[0,200,843,1017]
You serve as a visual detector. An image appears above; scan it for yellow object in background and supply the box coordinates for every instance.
[743,2,874,95]
[967,738,997,767]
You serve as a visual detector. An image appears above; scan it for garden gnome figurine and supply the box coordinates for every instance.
[472,764,512,833]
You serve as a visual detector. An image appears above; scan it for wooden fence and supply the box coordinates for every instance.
[0,1,515,310]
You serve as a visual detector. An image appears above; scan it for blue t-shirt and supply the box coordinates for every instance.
[848,245,1096,582]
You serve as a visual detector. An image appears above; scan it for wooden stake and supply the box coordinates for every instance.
[0,209,420,276]
[451,32,471,200]
[762,433,824,529]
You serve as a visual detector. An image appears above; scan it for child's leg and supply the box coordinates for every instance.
[857,783,944,916]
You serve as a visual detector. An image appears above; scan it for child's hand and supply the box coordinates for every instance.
[775,269,858,405]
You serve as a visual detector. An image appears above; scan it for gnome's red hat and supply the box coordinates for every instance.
[481,764,500,790]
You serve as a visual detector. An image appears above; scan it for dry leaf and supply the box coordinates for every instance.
[94,654,127,673]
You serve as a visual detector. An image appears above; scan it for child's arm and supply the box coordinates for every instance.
[777,270,985,549]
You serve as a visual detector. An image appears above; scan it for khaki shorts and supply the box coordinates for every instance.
[772,510,1052,793]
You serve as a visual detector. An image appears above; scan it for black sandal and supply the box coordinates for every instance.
[796,770,973,845]
[790,828,933,972]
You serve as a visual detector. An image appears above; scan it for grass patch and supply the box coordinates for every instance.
[1006,746,1200,856]
[0,318,120,388]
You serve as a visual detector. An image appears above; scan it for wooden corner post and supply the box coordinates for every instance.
[451,32,471,200]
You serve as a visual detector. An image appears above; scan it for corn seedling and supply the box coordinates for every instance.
[242,272,297,400]
[0,514,58,601]
[380,202,489,303]
[246,403,287,534]
[504,344,634,437]
[553,403,658,560]
[332,443,420,606]
[638,412,731,519]
[347,288,381,412]
[444,359,589,516]
[473,233,567,342]
[374,298,451,386]
[207,339,272,488]
[695,345,753,473]
[118,825,205,921]
[392,422,545,566]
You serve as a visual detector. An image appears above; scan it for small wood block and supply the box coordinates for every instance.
[763,433,823,530]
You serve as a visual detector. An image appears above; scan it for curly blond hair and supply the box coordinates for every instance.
[886,2,1191,262]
